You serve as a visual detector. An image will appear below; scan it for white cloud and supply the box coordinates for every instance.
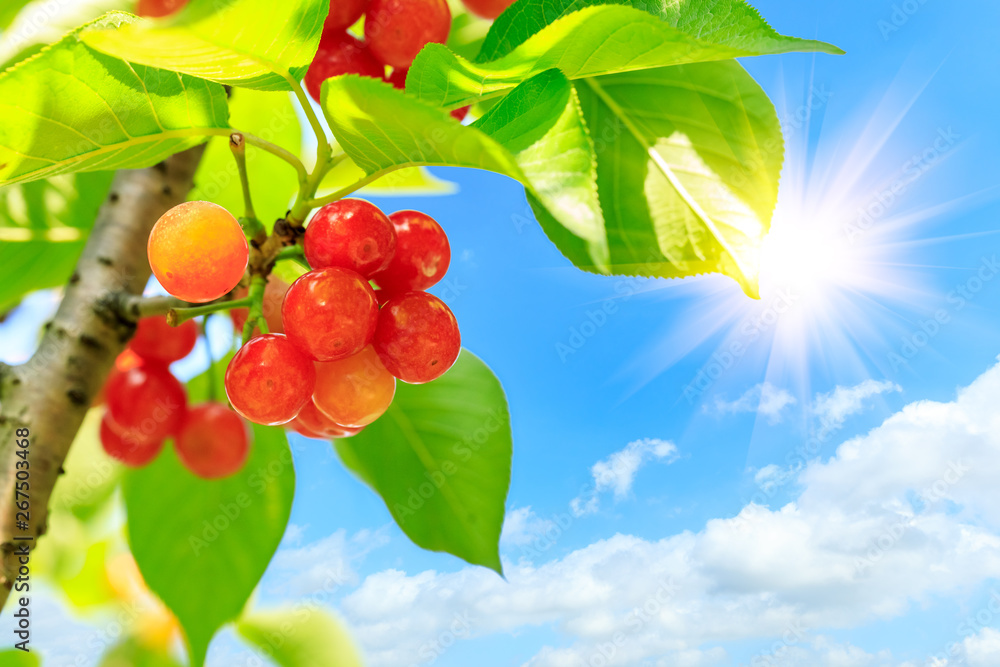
[265,528,390,598]
[714,382,797,424]
[964,627,1000,666]
[280,522,307,547]
[502,506,558,547]
[570,439,679,516]
[335,358,1000,666]
[813,379,901,432]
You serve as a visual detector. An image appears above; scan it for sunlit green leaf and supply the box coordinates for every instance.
[336,351,511,573]
[0,0,34,31]
[478,0,838,61]
[0,171,112,320]
[82,0,329,90]
[61,539,117,609]
[320,74,596,252]
[238,607,365,667]
[0,13,229,187]
[474,68,605,268]
[318,162,459,198]
[51,408,123,521]
[0,0,125,69]
[0,649,40,667]
[573,61,783,296]
[408,3,841,108]
[99,638,184,667]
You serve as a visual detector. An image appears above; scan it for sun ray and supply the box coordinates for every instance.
[611,59,1000,437]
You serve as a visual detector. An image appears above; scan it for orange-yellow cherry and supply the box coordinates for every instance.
[148,201,248,303]
[314,345,396,428]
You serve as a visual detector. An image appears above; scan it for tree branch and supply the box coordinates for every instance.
[0,146,206,612]
[114,294,189,321]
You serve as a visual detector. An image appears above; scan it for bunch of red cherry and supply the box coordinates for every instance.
[139,196,460,450]
[98,316,250,479]
[225,198,461,439]
[305,0,515,118]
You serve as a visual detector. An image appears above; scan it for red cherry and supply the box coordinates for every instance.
[371,210,450,294]
[365,0,451,69]
[136,0,188,17]
[290,399,363,439]
[282,268,379,361]
[100,415,164,467]
[148,201,248,304]
[374,291,460,383]
[325,0,370,31]
[225,334,316,425]
[93,350,144,408]
[129,316,198,363]
[230,275,289,335]
[288,419,325,440]
[460,0,514,19]
[305,199,397,277]
[175,403,251,479]
[305,32,385,103]
[105,363,188,445]
[314,346,396,427]
[374,288,392,308]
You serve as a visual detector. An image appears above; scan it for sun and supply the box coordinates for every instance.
[614,62,985,405]
[757,212,855,304]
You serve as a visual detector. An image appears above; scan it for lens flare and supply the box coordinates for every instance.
[612,61,994,415]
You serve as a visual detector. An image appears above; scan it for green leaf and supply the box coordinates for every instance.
[0,13,229,187]
[190,88,301,224]
[320,74,597,252]
[51,408,123,521]
[446,6,493,61]
[319,161,459,198]
[238,607,365,667]
[82,0,329,91]
[0,0,125,69]
[573,61,783,296]
[60,539,117,609]
[99,638,185,667]
[478,0,839,62]
[473,68,606,268]
[408,3,841,109]
[0,0,33,31]
[335,351,511,573]
[123,366,295,667]
[0,649,40,667]
[361,167,459,196]
[0,172,113,310]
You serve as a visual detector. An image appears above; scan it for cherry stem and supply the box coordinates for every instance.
[240,275,269,345]
[275,244,306,264]
[285,77,345,227]
[288,75,331,170]
[230,133,263,237]
[241,133,308,185]
[168,297,252,327]
[306,168,392,209]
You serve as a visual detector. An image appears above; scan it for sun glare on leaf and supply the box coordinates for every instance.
[617,61,994,407]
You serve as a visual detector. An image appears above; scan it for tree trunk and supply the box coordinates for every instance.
[0,146,205,612]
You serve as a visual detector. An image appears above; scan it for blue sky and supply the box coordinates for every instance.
[5,0,1000,665]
